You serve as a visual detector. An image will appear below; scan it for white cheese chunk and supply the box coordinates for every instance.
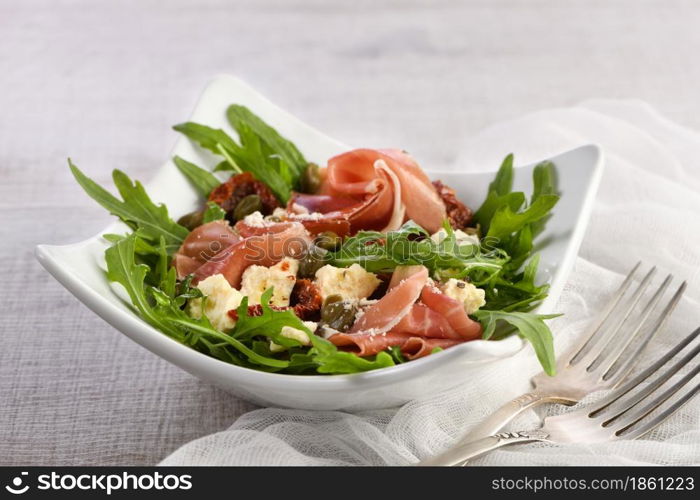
[269,321,317,353]
[430,228,480,246]
[240,258,299,307]
[187,274,244,331]
[440,278,486,314]
[314,264,381,301]
[242,211,268,227]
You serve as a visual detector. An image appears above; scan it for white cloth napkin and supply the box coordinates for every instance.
[160,100,700,466]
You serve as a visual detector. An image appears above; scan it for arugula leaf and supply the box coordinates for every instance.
[173,106,307,204]
[202,201,226,223]
[308,335,396,374]
[70,160,188,253]
[530,161,557,237]
[231,289,311,348]
[227,104,307,181]
[486,194,559,242]
[218,125,293,203]
[104,233,184,340]
[173,156,220,198]
[331,221,507,284]
[473,309,559,375]
[387,346,407,364]
[172,122,239,153]
[488,153,514,196]
[105,233,293,369]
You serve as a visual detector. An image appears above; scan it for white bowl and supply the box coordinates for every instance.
[35,76,604,411]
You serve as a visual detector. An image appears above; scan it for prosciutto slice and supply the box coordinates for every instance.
[327,331,460,359]
[349,266,429,334]
[173,220,240,279]
[328,331,414,357]
[377,149,447,233]
[401,337,462,360]
[391,303,461,340]
[288,148,446,234]
[193,221,311,288]
[420,283,483,340]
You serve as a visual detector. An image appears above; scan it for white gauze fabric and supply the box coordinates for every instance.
[161,100,700,466]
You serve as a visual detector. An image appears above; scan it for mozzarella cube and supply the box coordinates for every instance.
[269,321,317,353]
[242,211,267,227]
[314,264,381,301]
[188,274,244,331]
[430,228,480,246]
[440,278,486,314]
[240,258,299,307]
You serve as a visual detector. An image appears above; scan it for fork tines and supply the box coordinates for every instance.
[590,326,700,440]
[563,262,687,386]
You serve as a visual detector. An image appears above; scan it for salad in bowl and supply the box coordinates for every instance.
[68,103,560,377]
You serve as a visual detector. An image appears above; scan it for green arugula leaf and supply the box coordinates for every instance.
[104,233,184,340]
[231,289,311,348]
[530,161,557,236]
[486,194,559,242]
[173,156,221,198]
[227,104,307,181]
[489,153,514,196]
[308,335,396,374]
[202,201,226,223]
[473,309,559,375]
[172,122,239,153]
[218,125,293,202]
[330,221,507,284]
[105,233,292,369]
[70,160,188,254]
[173,106,308,204]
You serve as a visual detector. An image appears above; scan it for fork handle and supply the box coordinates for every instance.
[417,430,550,466]
[462,391,550,440]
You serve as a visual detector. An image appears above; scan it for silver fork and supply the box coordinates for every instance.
[419,326,700,465]
[461,263,686,444]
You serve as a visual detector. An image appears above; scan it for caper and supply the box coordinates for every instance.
[314,231,342,252]
[321,296,357,332]
[300,163,321,193]
[177,210,204,230]
[463,224,481,238]
[233,194,263,221]
[297,245,329,278]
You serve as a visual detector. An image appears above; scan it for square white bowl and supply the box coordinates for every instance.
[36,76,604,410]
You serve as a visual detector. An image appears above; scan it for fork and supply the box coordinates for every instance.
[459,263,686,445]
[418,326,700,465]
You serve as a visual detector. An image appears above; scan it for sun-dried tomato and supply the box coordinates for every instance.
[226,279,322,323]
[432,180,473,229]
[208,172,280,223]
[290,279,323,321]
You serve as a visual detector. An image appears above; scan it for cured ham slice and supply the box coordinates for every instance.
[173,220,240,279]
[327,331,460,359]
[377,149,447,233]
[193,221,310,288]
[349,266,428,334]
[391,303,461,340]
[401,337,462,360]
[288,148,446,234]
[387,265,426,290]
[288,193,359,213]
[328,331,414,357]
[420,283,483,341]
[236,212,352,238]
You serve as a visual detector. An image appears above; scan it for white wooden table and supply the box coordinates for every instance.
[2,0,699,465]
